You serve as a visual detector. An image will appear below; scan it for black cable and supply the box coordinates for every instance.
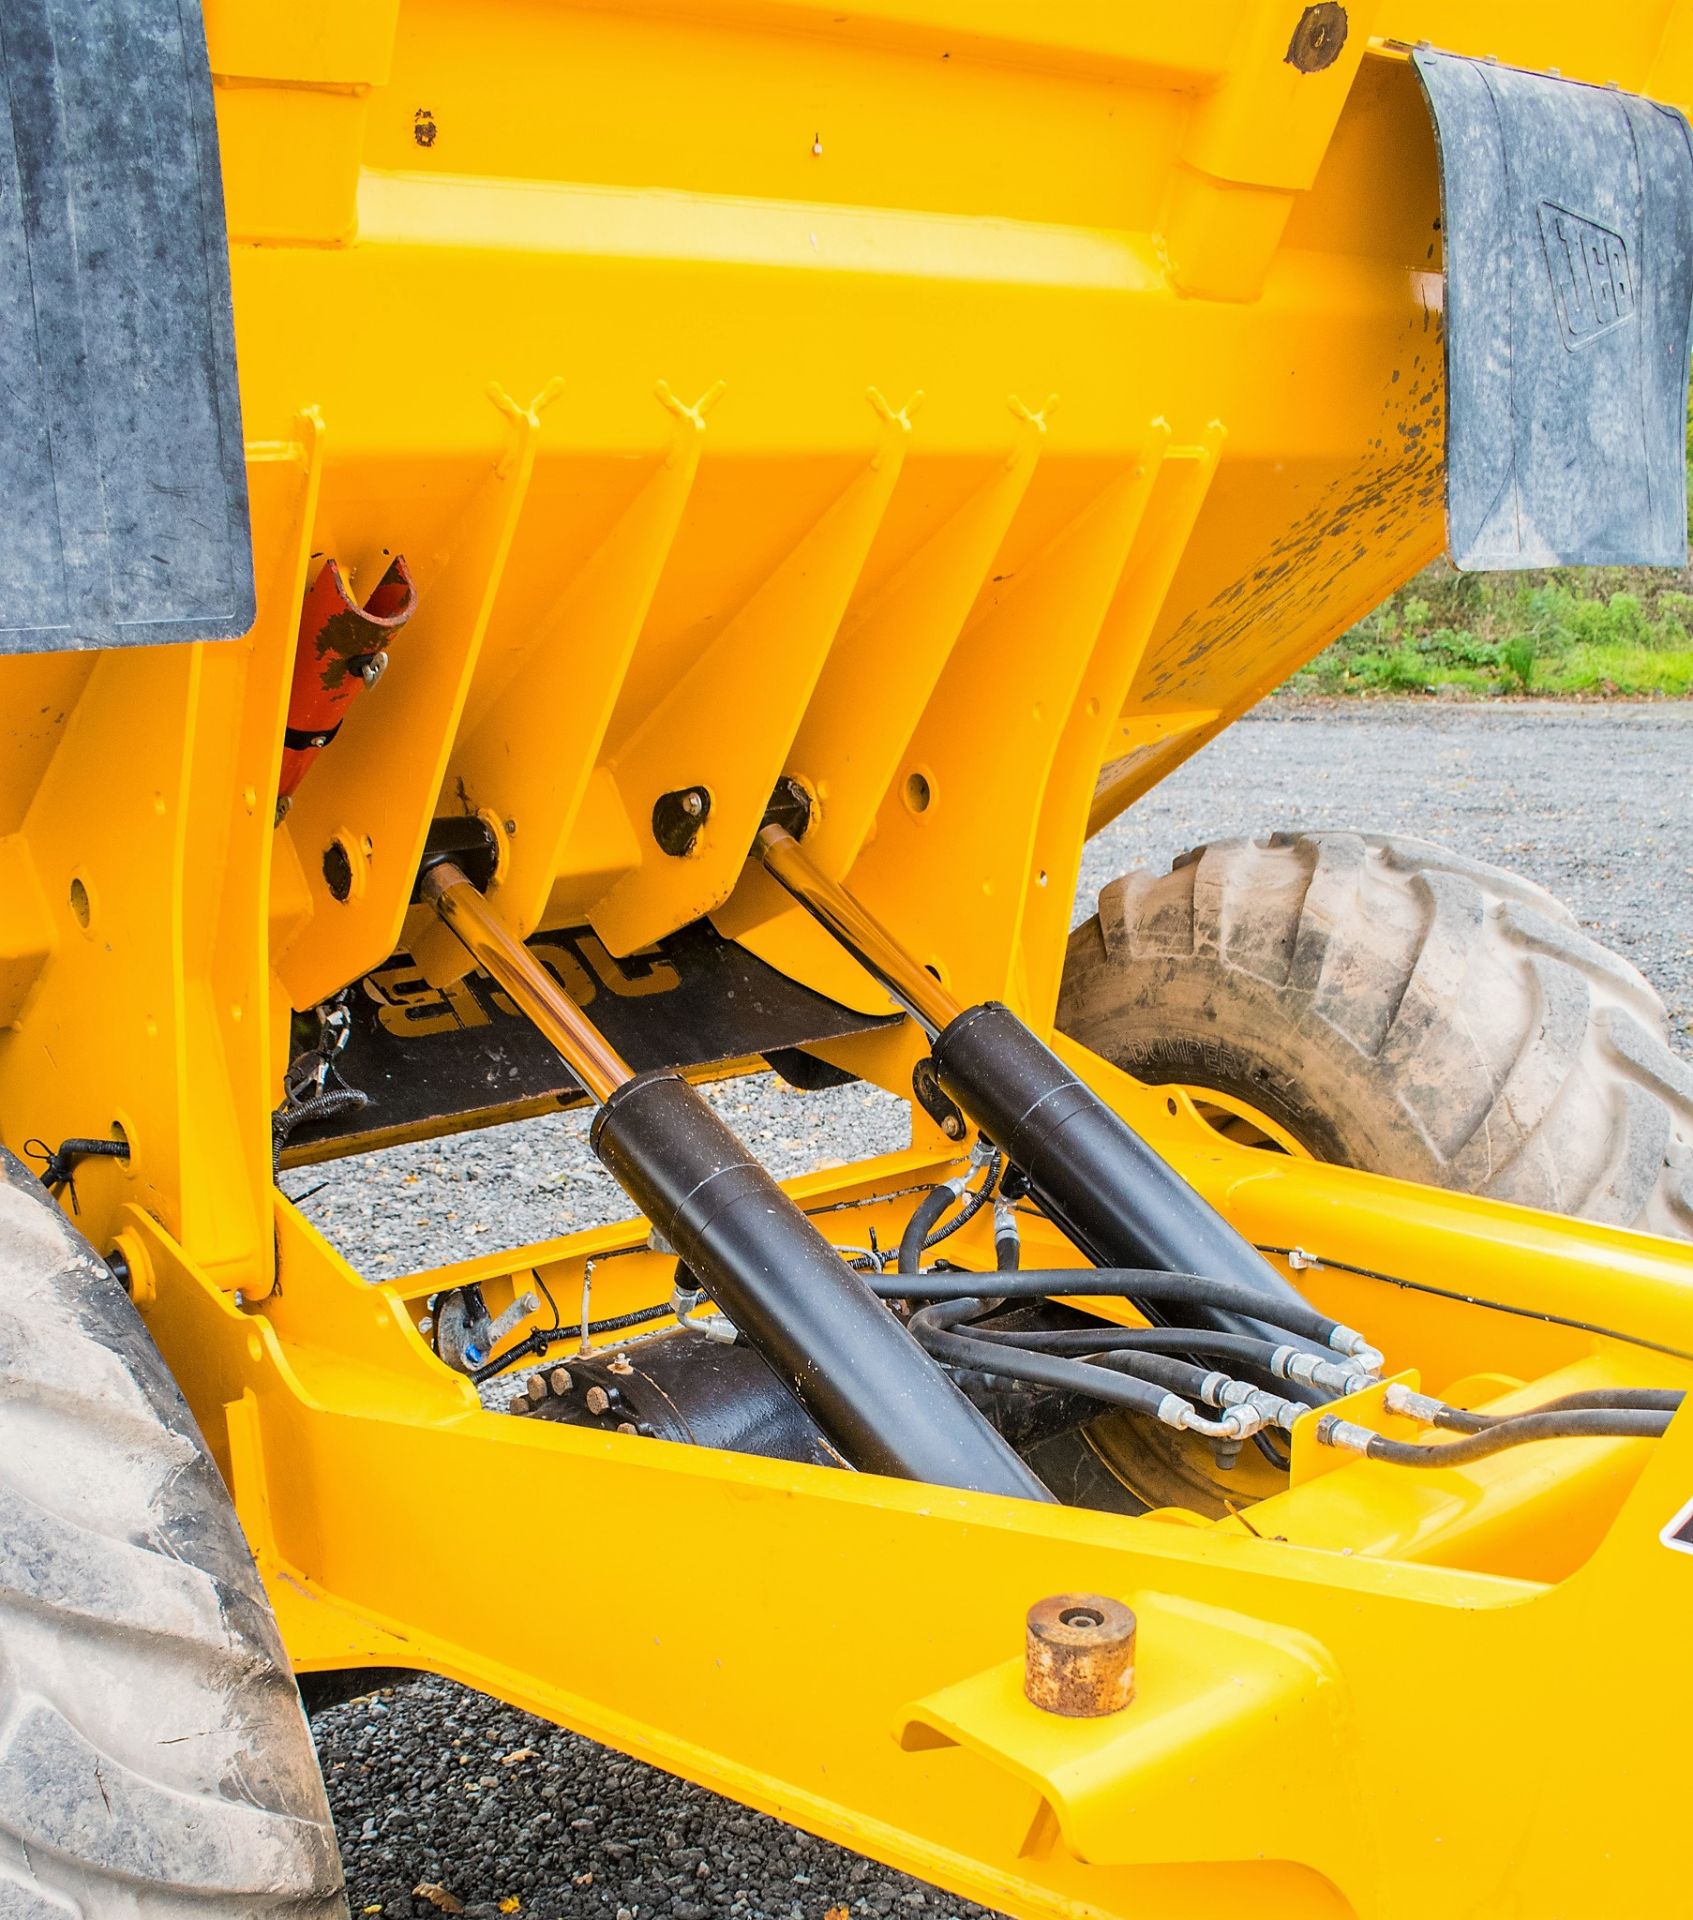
[465,1269,570,1374]
[1426,1387,1683,1434]
[1255,1244,1693,1366]
[1323,1407,1671,1467]
[272,1087,368,1173]
[924,1150,999,1252]
[24,1135,130,1212]
[898,1184,959,1275]
[801,1180,939,1219]
[470,1302,675,1386]
[534,1269,561,1333]
[896,1153,1001,1274]
[870,1267,1345,1350]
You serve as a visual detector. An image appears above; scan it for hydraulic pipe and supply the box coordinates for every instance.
[753,828,1312,1337]
[423,859,1049,1501]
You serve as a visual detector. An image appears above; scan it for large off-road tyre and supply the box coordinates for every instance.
[1058,831,1693,1241]
[0,1150,347,1916]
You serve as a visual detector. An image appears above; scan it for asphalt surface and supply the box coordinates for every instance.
[303,699,1693,1917]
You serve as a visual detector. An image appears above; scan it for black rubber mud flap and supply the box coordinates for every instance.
[0,0,252,654]
[1414,48,1693,570]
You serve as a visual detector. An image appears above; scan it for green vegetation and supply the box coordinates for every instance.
[1288,565,1693,698]
[1287,391,1693,698]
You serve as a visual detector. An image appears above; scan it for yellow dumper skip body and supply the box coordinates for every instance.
[3,5,1693,1915]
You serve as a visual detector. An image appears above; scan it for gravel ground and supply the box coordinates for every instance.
[1076,698,1693,1056]
[303,698,1693,1917]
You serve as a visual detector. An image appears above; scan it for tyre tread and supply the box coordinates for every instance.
[1059,832,1693,1239]
[0,1152,346,1916]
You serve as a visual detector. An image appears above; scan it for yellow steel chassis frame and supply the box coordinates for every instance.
[3,5,1693,1914]
[119,1045,1693,1920]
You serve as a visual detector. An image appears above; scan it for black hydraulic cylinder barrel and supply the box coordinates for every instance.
[590,1071,1051,1501]
[930,1003,1310,1336]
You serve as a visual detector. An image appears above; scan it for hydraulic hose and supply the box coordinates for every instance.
[867,1267,1373,1362]
[752,826,1320,1346]
[1086,1347,1221,1403]
[1318,1407,1672,1467]
[958,1316,1336,1408]
[908,1299,1259,1439]
[1432,1388,1681,1432]
[425,857,1049,1503]
[907,1300,1183,1424]
[962,1322,1286,1368]
[993,1200,1021,1273]
[899,1182,965,1276]
[895,1154,1000,1274]
[590,1072,1051,1500]
[955,1320,1274,1367]
[928,1002,1315,1344]
[1383,1382,1685,1433]
[918,1297,1220,1404]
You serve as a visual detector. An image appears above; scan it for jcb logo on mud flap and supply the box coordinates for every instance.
[364,932,680,1038]
[1538,202,1636,348]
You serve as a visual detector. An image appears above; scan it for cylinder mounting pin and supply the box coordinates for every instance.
[1024,1593,1137,1717]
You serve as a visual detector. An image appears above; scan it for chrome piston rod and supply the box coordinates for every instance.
[753,825,1318,1339]
[422,858,1051,1500]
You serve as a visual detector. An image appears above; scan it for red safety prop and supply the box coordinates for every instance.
[276,555,417,815]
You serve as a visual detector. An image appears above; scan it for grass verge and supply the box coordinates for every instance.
[1291,390,1693,699]
[1289,563,1693,698]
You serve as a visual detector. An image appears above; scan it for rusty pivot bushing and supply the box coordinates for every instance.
[1024,1592,1137,1717]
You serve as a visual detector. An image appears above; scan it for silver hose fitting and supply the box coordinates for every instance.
[1382,1384,1446,1423]
[1270,1346,1377,1397]
[1315,1415,1377,1456]
[993,1199,1020,1266]
[1153,1390,1266,1441]
[1329,1326,1384,1372]
[1196,1404,1261,1441]
[1196,1370,1234,1407]
[671,1283,738,1343]
[1216,1379,1305,1432]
